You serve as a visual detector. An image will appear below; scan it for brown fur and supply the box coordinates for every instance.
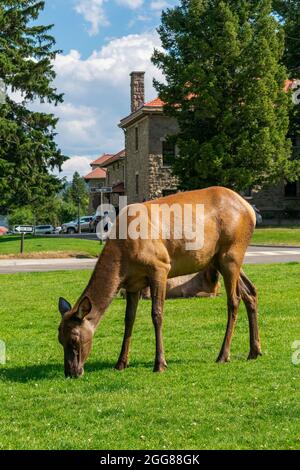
[58,187,261,377]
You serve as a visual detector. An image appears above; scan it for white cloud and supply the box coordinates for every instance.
[32,32,164,179]
[59,155,95,178]
[150,0,169,10]
[74,0,109,36]
[116,0,143,9]
[54,32,163,87]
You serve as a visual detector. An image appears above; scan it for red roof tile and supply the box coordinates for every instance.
[84,167,107,180]
[104,149,126,166]
[144,97,165,107]
[91,153,114,167]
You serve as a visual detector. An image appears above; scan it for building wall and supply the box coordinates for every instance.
[87,178,105,213]
[148,115,179,200]
[125,116,150,204]
[125,114,180,204]
[251,181,300,221]
[105,160,126,207]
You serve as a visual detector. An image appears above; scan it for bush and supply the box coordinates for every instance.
[8,207,34,228]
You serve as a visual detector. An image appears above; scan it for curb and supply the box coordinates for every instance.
[251,244,300,249]
[0,258,97,267]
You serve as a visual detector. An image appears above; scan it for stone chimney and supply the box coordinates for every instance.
[130,71,145,113]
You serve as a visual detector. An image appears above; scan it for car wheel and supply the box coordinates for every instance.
[67,228,76,234]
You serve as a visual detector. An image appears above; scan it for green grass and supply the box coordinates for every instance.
[252,228,300,246]
[0,235,101,258]
[0,264,300,450]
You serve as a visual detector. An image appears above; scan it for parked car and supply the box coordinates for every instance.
[35,225,55,235]
[54,226,62,234]
[61,216,93,234]
[251,205,263,226]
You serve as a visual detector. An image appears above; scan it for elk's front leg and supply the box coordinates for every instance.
[150,272,168,373]
[115,291,140,371]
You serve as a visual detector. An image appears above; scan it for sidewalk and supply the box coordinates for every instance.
[1,246,300,273]
[0,258,96,267]
[0,257,97,274]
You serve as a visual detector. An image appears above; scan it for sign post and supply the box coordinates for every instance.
[14,226,34,254]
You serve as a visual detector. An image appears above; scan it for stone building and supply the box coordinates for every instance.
[84,154,111,212]
[84,151,126,213]
[103,149,126,209]
[119,72,179,204]
[85,72,300,222]
[119,72,300,222]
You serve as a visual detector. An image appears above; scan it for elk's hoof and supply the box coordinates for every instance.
[153,361,168,373]
[115,360,129,371]
[247,350,262,361]
[216,355,230,364]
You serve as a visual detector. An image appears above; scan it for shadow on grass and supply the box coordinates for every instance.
[0,358,185,383]
[0,361,113,383]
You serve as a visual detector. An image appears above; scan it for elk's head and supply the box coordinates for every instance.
[58,297,94,378]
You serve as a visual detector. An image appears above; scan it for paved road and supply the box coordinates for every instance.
[1,246,300,274]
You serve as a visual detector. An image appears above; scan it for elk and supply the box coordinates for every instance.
[58,187,261,378]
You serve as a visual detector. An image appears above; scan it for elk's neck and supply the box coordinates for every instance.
[82,243,122,327]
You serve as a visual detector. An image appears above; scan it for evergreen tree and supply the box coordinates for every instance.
[63,172,89,215]
[273,0,300,159]
[152,0,298,191]
[0,0,67,213]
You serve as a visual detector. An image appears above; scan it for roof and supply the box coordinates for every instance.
[112,182,125,194]
[144,97,165,108]
[104,149,126,167]
[84,167,107,180]
[121,79,299,129]
[90,153,114,167]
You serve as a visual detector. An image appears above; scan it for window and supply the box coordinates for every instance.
[285,182,298,198]
[162,141,175,167]
[135,173,139,195]
[135,127,139,151]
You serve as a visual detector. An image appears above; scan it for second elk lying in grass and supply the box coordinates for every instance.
[141,266,221,299]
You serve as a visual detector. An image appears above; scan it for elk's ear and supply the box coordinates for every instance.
[59,297,72,317]
[75,297,92,320]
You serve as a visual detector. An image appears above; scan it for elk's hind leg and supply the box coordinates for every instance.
[115,291,140,371]
[217,258,241,363]
[239,270,262,360]
[150,270,168,373]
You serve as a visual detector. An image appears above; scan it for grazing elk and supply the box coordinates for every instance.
[58,187,261,378]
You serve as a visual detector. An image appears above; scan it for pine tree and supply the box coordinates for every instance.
[152,0,298,191]
[273,0,300,159]
[0,0,67,212]
[63,172,89,215]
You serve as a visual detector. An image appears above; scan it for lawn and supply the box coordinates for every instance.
[0,264,300,450]
[0,235,101,258]
[252,228,300,246]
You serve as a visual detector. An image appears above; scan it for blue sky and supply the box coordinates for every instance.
[34,0,179,178]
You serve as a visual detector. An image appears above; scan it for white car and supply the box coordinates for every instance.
[35,225,55,235]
